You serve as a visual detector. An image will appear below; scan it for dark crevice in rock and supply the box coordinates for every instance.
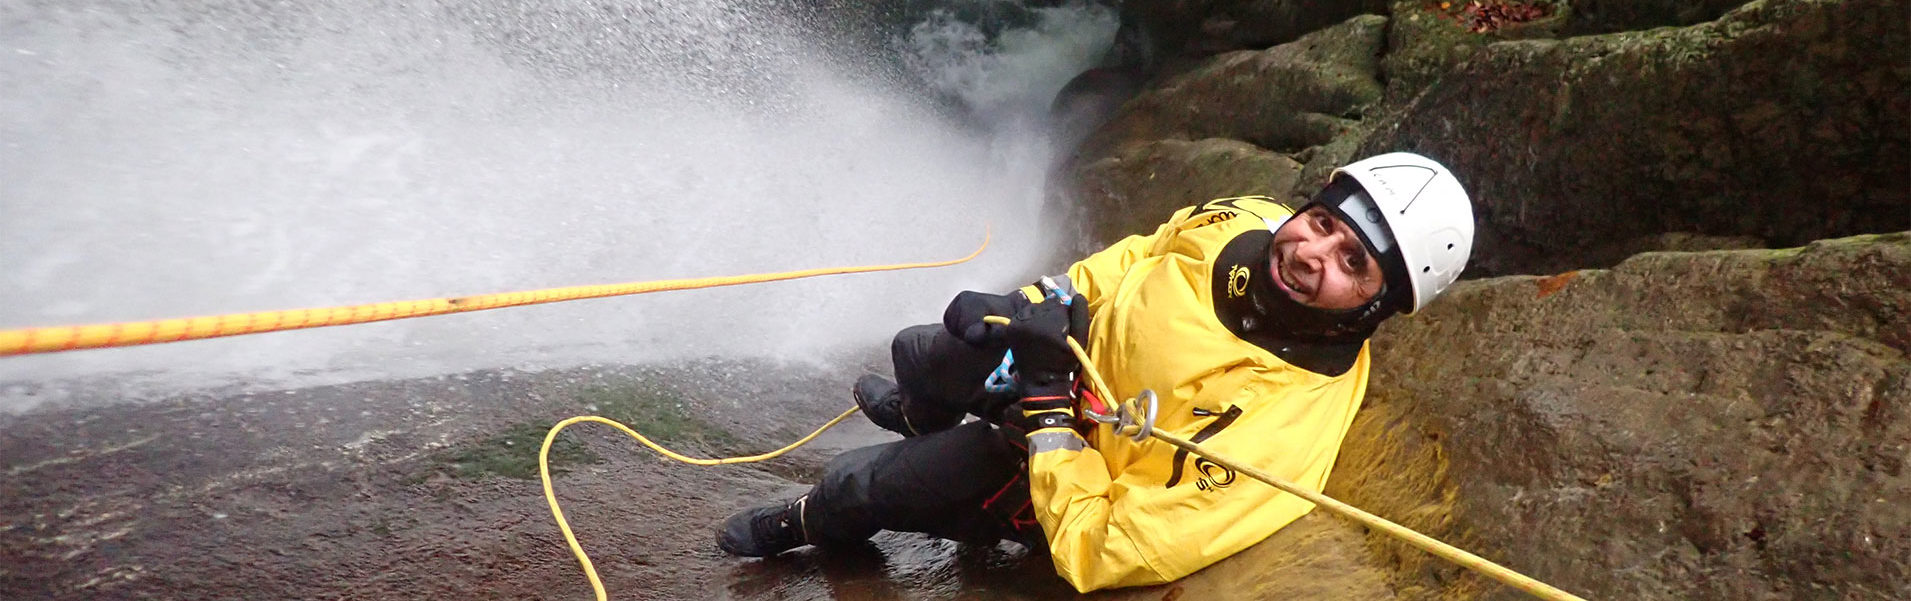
[1564,0,1758,36]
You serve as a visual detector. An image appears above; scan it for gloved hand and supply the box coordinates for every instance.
[941,289,1032,347]
[999,292,1091,395]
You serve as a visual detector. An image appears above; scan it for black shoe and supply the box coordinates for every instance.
[717,496,809,557]
[853,374,914,436]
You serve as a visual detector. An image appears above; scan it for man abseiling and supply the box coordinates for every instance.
[717,152,1476,592]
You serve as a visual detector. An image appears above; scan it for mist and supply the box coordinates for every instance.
[0,0,1118,410]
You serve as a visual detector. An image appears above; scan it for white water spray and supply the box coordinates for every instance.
[0,0,1116,410]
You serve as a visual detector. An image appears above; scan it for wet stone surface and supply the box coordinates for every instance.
[0,357,1075,600]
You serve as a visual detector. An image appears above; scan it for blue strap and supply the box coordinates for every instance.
[985,349,1017,393]
[982,277,1075,393]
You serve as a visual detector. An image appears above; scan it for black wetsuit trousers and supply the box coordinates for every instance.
[800,324,1042,548]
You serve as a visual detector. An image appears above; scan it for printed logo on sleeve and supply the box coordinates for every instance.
[1227,264,1250,299]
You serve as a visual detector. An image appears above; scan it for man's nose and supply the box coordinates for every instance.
[1296,235,1333,267]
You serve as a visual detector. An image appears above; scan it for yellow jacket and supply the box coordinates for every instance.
[1028,196,1372,592]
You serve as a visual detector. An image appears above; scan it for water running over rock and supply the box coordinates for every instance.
[0,0,1116,411]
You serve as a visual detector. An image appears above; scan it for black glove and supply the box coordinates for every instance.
[941,289,1032,347]
[1000,293,1091,394]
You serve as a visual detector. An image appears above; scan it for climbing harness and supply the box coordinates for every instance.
[0,228,989,356]
[979,313,1587,601]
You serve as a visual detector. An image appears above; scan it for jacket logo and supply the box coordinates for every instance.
[1165,406,1243,489]
[1192,458,1237,492]
[1226,265,1250,298]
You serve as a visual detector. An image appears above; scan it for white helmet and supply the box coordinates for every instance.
[1329,152,1475,314]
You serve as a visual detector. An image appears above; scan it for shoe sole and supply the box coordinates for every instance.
[853,377,915,436]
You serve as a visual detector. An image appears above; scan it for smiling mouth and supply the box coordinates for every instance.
[1274,251,1306,296]
[1282,267,1305,296]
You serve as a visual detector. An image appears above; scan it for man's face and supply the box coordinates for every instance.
[1268,206,1385,310]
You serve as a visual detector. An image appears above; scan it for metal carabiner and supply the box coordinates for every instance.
[1118,389,1158,443]
[1082,389,1157,443]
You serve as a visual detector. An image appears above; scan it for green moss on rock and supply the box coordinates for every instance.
[439,422,597,481]
[425,382,736,481]
[576,383,740,451]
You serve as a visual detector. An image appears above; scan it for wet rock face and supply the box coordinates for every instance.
[1066,16,1386,243]
[1362,0,1910,276]
[1379,0,1534,109]
[1072,140,1305,248]
[1062,0,1906,278]
[1082,15,1387,154]
[1331,233,1911,600]
[1117,0,1389,73]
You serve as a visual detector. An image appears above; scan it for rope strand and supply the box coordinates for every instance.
[0,228,989,356]
[540,408,863,601]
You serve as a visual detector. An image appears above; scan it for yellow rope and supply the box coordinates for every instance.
[0,228,989,356]
[539,407,862,601]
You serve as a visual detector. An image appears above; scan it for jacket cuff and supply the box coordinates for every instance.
[1028,430,1085,454]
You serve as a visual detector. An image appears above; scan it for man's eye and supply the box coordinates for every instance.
[1312,214,1331,232]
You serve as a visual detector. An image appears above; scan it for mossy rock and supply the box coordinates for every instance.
[1116,0,1390,73]
[425,381,737,481]
[1074,138,1307,242]
[437,422,599,481]
[1334,232,1911,599]
[1362,0,1909,276]
[1065,15,1388,248]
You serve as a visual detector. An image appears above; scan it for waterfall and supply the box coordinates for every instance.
[0,0,1115,410]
